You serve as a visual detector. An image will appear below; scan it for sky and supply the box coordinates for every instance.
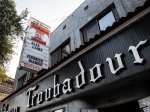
[7,0,85,78]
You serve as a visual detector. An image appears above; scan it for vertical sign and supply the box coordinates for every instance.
[20,17,51,72]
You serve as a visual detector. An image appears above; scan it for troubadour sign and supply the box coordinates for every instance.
[27,39,148,108]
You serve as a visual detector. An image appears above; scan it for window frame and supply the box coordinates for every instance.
[98,6,119,31]
[82,20,100,42]
[61,40,71,59]
[81,4,119,42]
[17,73,27,89]
[51,38,71,66]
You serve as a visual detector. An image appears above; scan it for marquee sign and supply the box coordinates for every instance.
[20,17,51,72]
[26,39,148,108]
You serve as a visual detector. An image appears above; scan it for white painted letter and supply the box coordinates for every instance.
[26,85,38,108]
[75,61,86,89]
[53,75,61,98]
[45,88,53,101]
[128,39,147,64]
[106,53,124,74]
[62,78,72,94]
[89,64,103,82]
[37,91,45,104]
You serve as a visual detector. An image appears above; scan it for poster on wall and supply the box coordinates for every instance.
[19,17,51,72]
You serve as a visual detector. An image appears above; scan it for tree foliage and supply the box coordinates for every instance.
[0,0,29,82]
[0,67,8,83]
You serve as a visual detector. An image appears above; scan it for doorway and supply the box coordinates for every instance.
[98,101,140,112]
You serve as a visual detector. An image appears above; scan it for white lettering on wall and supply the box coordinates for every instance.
[53,75,61,98]
[106,53,125,74]
[89,64,103,82]
[62,78,72,94]
[26,39,148,108]
[128,39,147,64]
[75,61,86,89]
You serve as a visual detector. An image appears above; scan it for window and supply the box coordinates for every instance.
[51,39,71,66]
[82,5,119,42]
[54,108,66,112]
[22,74,27,85]
[51,48,61,66]
[98,7,119,31]
[61,42,71,59]
[30,73,35,78]
[17,73,27,89]
[83,21,100,42]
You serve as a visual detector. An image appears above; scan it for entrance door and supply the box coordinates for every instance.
[99,101,140,112]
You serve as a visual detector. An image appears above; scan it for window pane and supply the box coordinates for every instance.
[17,73,27,89]
[83,21,100,42]
[51,48,61,66]
[62,43,71,59]
[99,11,115,31]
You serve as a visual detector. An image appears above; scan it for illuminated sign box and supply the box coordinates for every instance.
[19,17,51,72]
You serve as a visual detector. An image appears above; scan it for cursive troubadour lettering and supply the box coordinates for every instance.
[26,39,148,108]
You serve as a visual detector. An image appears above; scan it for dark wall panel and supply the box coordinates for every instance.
[26,13,150,111]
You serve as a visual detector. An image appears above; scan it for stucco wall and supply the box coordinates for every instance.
[49,0,146,66]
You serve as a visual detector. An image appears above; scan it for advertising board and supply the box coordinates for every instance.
[20,17,51,72]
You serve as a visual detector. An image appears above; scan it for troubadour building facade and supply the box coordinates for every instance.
[1,0,150,112]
